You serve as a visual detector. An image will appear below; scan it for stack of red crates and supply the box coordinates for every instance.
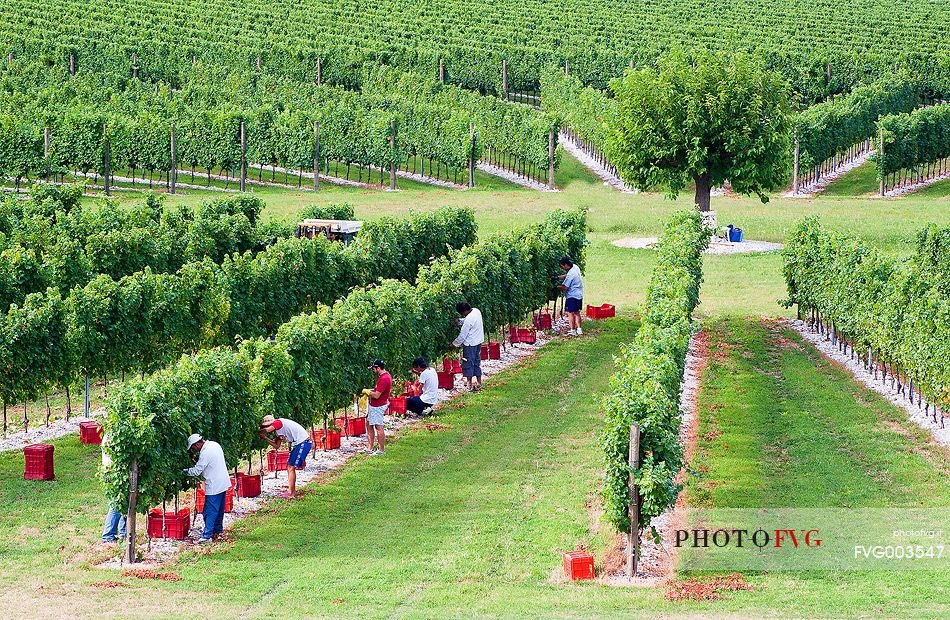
[509,327,537,344]
[389,395,407,416]
[563,551,596,580]
[79,421,103,445]
[23,444,54,480]
[480,342,502,360]
[437,371,455,390]
[312,428,341,450]
[334,416,366,437]
[442,359,462,374]
[147,508,191,540]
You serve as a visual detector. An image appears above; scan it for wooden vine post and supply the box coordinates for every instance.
[439,58,445,83]
[239,120,247,192]
[170,125,177,194]
[627,423,641,578]
[69,53,75,75]
[468,122,476,188]
[792,137,800,194]
[878,125,885,196]
[102,122,111,196]
[313,121,321,191]
[126,459,139,564]
[389,119,397,190]
[548,128,556,190]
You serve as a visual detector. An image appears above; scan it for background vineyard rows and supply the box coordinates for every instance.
[4,0,950,101]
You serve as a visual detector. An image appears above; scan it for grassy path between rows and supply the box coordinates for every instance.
[685,319,950,618]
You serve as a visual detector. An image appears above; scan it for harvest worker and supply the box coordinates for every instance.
[407,357,439,415]
[184,433,230,543]
[452,301,484,391]
[259,415,312,498]
[100,434,126,544]
[362,359,391,455]
[556,256,584,336]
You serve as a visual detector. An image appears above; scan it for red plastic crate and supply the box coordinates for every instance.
[23,444,54,480]
[509,327,537,344]
[534,313,553,330]
[563,551,595,580]
[487,341,501,360]
[442,358,462,374]
[334,416,366,437]
[79,421,103,445]
[437,370,455,390]
[195,483,235,513]
[480,343,489,359]
[389,395,407,416]
[586,304,616,320]
[235,472,261,498]
[267,449,290,471]
[311,428,341,450]
[147,508,191,540]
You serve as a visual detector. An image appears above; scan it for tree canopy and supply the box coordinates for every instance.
[605,52,793,211]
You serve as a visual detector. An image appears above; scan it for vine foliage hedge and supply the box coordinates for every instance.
[601,211,709,535]
[101,209,587,513]
[875,103,950,177]
[783,217,950,414]
[0,204,475,419]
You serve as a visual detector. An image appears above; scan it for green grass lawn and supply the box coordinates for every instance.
[819,160,880,198]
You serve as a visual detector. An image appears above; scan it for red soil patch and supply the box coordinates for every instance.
[665,573,755,601]
[90,581,127,589]
[122,569,182,582]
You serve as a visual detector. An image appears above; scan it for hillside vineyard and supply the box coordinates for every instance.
[5,0,949,95]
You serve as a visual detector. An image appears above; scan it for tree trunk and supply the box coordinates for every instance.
[693,172,712,212]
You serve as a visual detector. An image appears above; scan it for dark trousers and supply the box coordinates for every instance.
[406,396,433,414]
[201,491,226,539]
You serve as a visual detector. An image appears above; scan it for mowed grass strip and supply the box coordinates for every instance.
[684,318,950,619]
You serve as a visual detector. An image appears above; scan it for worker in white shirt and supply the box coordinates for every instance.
[556,256,584,335]
[407,357,439,415]
[259,415,312,498]
[452,301,484,391]
[185,434,230,543]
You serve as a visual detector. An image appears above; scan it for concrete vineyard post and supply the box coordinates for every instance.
[439,58,445,83]
[84,375,90,417]
[170,126,177,194]
[501,59,508,96]
[256,55,261,72]
[313,121,320,191]
[879,125,885,196]
[564,59,569,75]
[69,53,75,75]
[627,423,640,578]
[389,119,397,190]
[317,57,322,85]
[468,122,475,188]
[103,123,111,196]
[793,137,800,194]
[239,120,247,192]
[126,459,138,564]
[132,53,138,79]
[548,128,556,189]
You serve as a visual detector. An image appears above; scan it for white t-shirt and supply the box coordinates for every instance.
[274,418,310,447]
[187,440,231,496]
[563,265,583,299]
[452,308,485,347]
[418,367,439,405]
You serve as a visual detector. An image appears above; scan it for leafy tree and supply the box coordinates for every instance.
[605,52,793,212]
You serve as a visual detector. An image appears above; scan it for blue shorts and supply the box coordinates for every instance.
[565,297,583,313]
[288,440,312,469]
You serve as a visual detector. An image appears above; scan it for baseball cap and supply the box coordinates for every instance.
[368,359,386,369]
[187,433,202,449]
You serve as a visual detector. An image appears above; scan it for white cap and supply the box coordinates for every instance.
[187,433,203,449]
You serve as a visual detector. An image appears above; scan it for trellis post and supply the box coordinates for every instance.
[548,128,556,190]
[878,126,885,196]
[170,125,177,194]
[103,123,111,196]
[126,459,138,564]
[132,53,138,79]
[44,127,51,179]
[439,58,445,83]
[239,120,247,192]
[317,57,322,85]
[389,119,397,190]
[501,60,508,97]
[69,53,75,75]
[468,122,476,188]
[627,423,640,578]
[792,137,800,194]
[313,121,321,191]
